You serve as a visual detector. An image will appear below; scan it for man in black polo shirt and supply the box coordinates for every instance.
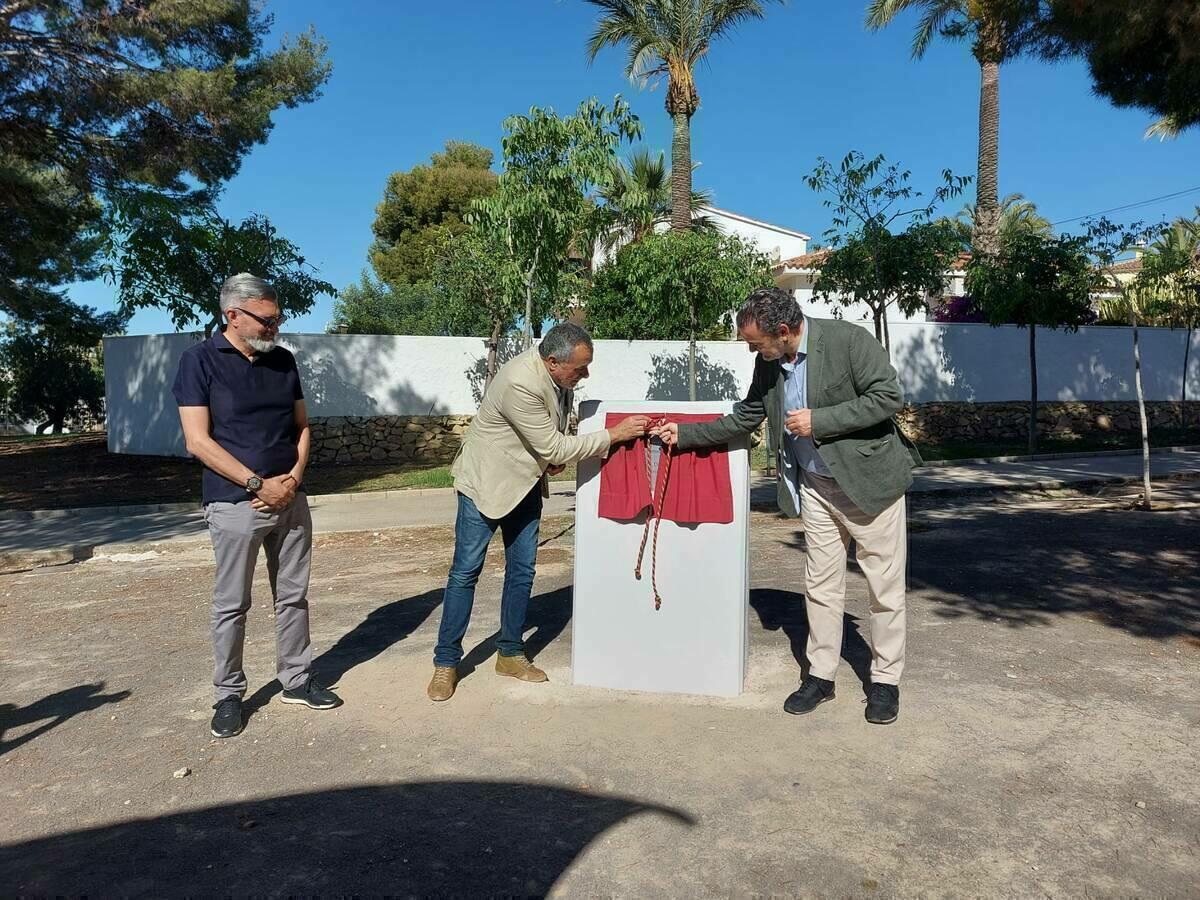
[173,273,341,739]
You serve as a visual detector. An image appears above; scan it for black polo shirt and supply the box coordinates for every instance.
[172,329,305,505]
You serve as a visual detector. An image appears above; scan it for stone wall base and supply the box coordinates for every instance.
[309,402,1200,466]
[896,401,1199,444]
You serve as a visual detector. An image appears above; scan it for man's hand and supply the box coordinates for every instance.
[253,474,296,511]
[650,422,679,448]
[546,464,566,476]
[785,408,813,437]
[607,415,650,444]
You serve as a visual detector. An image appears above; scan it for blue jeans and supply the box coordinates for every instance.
[433,487,542,667]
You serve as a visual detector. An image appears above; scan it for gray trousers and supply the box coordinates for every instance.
[205,493,313,700]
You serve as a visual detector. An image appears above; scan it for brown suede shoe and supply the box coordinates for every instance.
[495,654,548,683]
[427,666,458,701]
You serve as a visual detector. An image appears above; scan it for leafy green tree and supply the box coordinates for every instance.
[1092,217,1200,507]
[1148,214,1200,427]
[806,151,970,351]
[1028,0,1200,135]
[966,229,1096,453]
[0,0,331,320]
[471,96,641,348]
[0,302,127,434]
[867,1,1041,256]
[104,198,335,334]
[587,230,774,398]
[434,229,525,392]
[1089,218,1170,509]
[1,161,105,319]
[368,142,498,288]
[597,149,715,249]
[584,0,780,232]
[330,274,446,337]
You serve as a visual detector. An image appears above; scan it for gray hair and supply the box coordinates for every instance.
[735,286,803,336]
[538,322,593,361]
[219,273,277,313]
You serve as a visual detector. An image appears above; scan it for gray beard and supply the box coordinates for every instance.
[246,336,277,353]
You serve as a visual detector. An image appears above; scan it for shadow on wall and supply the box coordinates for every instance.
[105,333,204,457]
[890,326,975,403]
[465,334,525,406]
[644,347,741,402]
[287,335,447,417]
[0,781,695,896]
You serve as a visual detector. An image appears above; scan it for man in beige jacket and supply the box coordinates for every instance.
[428,323,647,701]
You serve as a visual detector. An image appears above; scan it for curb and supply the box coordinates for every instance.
[917,444,1200,468]
[4,468,1196,574]
[748,468,1200,511]
[0,482,580,522]
[2,449,1193,521]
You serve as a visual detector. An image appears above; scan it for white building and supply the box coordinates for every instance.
[772,249,967,324]
[594,205,975,325]
[591,205,810,272]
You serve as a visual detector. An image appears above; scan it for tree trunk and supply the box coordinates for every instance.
[1028,324,1038,454]
[973,60,1001,258]
[872,305,884,345]
[670,111,692,233]
[1132,313,1153,509]
[882,313,891,357]
[1183,326,1193,429]
[688,299,697,401]
[483,318,502,397]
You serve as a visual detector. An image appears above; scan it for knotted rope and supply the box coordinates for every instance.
[634,414,674,610]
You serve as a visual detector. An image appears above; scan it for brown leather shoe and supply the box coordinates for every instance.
[427,666,458,701]
[495,654,548,683]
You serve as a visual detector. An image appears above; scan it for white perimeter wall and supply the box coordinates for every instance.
[105,323,1200,457]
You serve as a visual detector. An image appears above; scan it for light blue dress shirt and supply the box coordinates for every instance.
[779,327,833,506]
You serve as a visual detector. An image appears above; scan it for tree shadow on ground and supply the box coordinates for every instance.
[907,499,1200,641]
[0,781,695,896]
[244,589,443,718]
[459,586,571,681]
[0,682,132,758]
[749,588,873,695]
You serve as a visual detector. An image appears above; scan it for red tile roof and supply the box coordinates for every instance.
[775,248,971,273]
[774,248,831,271]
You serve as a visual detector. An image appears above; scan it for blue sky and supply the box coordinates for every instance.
[69,0,1200,335]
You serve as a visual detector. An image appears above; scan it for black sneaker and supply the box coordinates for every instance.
[783,675,835,716]
[210,695,244,739]
[280,675,342,710]
[865,683,900,725]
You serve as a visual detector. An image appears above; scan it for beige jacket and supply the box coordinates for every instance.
[451,347,610,519]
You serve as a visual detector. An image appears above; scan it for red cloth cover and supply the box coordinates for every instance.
[598,412,733,525]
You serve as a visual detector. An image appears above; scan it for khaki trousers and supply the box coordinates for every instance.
[800,472,907,685]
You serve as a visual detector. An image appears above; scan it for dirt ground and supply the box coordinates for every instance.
[0,486,1197,897]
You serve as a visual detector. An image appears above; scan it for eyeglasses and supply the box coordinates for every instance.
[233,308,287,329]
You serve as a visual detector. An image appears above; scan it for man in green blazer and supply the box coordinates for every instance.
[653,287,919,724]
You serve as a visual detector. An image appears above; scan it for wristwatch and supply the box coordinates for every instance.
[244,475,263,493]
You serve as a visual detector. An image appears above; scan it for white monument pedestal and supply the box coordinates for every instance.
[571,400,750,698]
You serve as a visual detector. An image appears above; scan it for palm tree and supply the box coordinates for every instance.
[1144,115,1182,142]
[867,1,1031,257]
[953,192,1051,244]
[585,0,779,232]
[597,149,716,249]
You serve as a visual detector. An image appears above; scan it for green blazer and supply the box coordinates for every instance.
[677,318,921,518]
